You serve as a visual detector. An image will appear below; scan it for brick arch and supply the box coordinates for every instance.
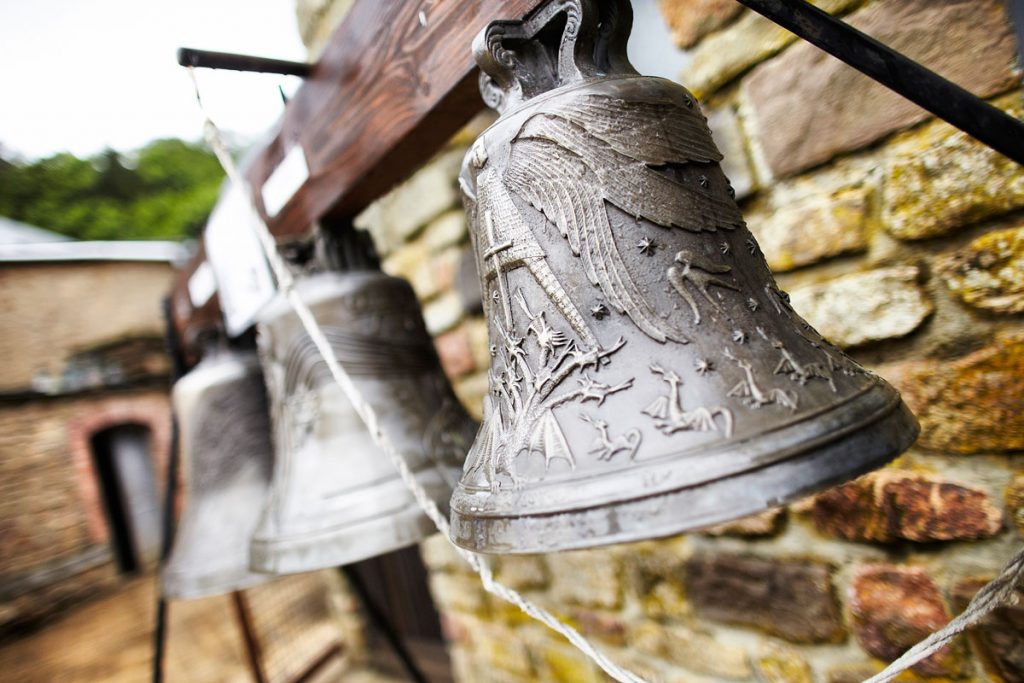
[66,393,171,544]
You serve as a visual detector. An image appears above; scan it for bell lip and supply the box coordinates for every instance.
[161,565,273,601]
[248,500,437,574]
[448,391,919,554]
[452,378,904,517]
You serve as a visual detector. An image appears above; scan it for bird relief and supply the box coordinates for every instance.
[642,364,734,437]
[465,290,634,492]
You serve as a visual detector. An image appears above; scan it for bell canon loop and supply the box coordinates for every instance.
[162,345,274,599]
[250,249,476,574]
[450,0,919,554]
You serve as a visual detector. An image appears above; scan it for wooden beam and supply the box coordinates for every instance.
[247,0,543,239]
[172,0,543,357]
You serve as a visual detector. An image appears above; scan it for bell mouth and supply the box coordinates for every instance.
[449,384,918,554]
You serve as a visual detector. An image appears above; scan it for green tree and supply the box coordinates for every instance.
[0,139,225,241]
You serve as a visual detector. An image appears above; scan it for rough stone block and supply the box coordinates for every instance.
[880,332,1024,453]
[464,316,492,372]
[660,623,752,679]
[422,209,467,253]
[788,266,932,348]
[622,547,688,619]
[951,578,1024,683]
[699,507,784,537]
[744,0,1017,178]
[381,240,429,287]
[494,555,549,591]
[658,0,744,49]
[567,608,628,646]
[547,548,621,609]
[423,291,464,335]
[707,105,756,200]
[746,186,869,272]
[883,96,1024,241]
[850,565,967,678]
[685,553,844,643]
[355,148,463,256]
[477,626,534,676]
[428,572,489,616]
[1009,475,1024,538]
[532,638,603,683]
[434,326,475,379]
[755,643,813,683]
[938,224,1024,314]
[810,471,1003,543]
[684,0,863,98]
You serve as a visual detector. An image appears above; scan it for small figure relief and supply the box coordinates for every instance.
[643,365,734,437]
[467,293,633,492]
[579,413,642,461]
[667,249,740,324]
[723,348,798,411]
[757,327,836,392]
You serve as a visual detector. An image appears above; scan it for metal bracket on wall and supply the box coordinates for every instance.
[734,0,1024,166]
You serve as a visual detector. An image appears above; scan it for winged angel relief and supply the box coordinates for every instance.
[462,93,745,490]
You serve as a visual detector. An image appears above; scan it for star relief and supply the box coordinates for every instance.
[636,237,657,256]
[694,358,714,375]
[590,303,610,320]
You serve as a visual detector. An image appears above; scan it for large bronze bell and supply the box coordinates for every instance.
[163,344,274,599]
[250,238,475,574]
[450,0,919,553]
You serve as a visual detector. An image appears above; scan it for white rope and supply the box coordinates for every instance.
[188,68,646,683]
[863,543,1024,683]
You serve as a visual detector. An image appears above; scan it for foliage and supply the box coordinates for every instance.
[0,139,224,241]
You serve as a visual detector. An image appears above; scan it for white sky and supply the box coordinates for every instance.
[0,0,307,160]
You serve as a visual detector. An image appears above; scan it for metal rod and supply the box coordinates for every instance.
[231,591,270,683]
[734,0,1024,166]
[340,566,430,683]
[177,47,312,77]
[152,297,187,683]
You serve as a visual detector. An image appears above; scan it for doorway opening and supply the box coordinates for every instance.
[90,423,161,574]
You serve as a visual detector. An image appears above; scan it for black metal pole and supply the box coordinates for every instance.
[734,0,1024,166]
[152,297,187,683]
[340,566,430,683]
[177,47,312,78]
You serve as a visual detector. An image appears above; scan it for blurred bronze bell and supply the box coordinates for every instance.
[450,0,919,554]
[163,342,274,599]
[250,232,475,574]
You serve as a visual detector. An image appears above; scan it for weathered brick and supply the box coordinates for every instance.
[743,0,1018,179]
[707,105,756,200]
[880,333,1024,453]
[938,224,1024,314]
[810,471,1003,543]
[1008,475,1024,538]
[883,95,1024,241]
[755,643,813,683]
[684,0,863,98]
[788,266,932,348]
[952,578,1024,683]
[434,326,475,379]
[699,507,784,537]
[547,548,621,609]
[658,0,743,49]
[685,553,844,643]
[850,565,967,678]
[746,186,869,272]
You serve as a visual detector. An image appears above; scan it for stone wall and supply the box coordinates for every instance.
[303,1,1024,680]
[0,260,175,636]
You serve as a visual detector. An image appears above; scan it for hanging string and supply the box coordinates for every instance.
[186,68,1024,683]
[863,544,1024,683]
[187,68,646,683]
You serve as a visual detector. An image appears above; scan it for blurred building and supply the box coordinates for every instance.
[0,224,185,637]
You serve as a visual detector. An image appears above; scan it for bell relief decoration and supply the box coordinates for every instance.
[450,0,918,553]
